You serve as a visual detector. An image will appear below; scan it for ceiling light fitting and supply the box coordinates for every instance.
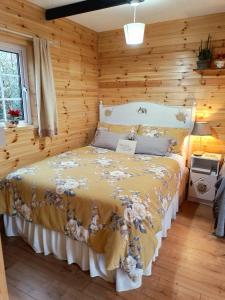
[124,0,145,45]
[130,0,145,7]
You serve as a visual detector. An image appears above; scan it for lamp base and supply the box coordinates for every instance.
[193,150,204,156]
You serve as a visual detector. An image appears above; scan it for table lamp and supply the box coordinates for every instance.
[191,121,212,156]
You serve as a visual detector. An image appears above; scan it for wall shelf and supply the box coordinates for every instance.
[193,68,225,76]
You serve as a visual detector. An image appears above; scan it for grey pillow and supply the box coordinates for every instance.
[135,136,171,156]
[91,130,128,150]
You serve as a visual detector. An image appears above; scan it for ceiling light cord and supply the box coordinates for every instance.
[124,0,145,45]
[134,5,137,23]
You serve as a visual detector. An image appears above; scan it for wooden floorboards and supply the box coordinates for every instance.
[2,201,225,300]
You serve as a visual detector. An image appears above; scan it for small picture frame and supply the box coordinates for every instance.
[116,139,137,155]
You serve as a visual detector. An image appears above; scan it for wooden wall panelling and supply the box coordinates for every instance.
[1,1,225,178]
[0,0,98,177]
[0,236,8,300]
[98,13,225,154]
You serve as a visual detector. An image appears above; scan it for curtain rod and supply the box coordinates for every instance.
[0,26,59,46]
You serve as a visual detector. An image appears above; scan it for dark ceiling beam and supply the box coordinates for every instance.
[46,0,131,21]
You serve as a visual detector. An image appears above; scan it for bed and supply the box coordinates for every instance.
[0,101,195,292]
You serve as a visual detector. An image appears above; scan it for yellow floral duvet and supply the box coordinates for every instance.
[0,146,180,281]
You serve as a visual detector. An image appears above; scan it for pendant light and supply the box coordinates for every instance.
[124,0,145,45]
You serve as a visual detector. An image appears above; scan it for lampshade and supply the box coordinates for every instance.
[124,23,145,45]
[191,122,212,136]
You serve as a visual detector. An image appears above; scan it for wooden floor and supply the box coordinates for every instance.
[2,201,225,300]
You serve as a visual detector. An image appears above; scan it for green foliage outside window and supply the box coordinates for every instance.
[0,50,24,122]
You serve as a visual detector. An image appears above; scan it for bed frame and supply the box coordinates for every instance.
[3,100,197,293]
[100,100,196,131]
[100,100,196,164]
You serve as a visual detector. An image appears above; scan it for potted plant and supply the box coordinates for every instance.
[7,108,21,127]
[197,35,212,70]
[214,53,225,69]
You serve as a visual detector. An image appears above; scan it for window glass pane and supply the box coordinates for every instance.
[0,101,4,121]
[2,75,21,98]
[5,100,24,121]
[0,45,28,123]
[0,51,19,75]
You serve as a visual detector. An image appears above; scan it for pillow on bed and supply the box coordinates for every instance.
[98,122,138,136]
[138,125,188,154]
[91,130,128,150]
[135,136,171,156]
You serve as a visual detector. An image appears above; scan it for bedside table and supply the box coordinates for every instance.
[188,153,222,206]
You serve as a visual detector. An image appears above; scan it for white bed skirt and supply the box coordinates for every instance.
[3,192,179,292]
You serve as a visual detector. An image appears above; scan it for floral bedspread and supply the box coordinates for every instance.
[0,146,180,281]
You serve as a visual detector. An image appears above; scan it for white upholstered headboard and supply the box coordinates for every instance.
[99,101,196,132]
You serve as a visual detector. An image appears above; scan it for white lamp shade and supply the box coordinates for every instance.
[124,22,145,45]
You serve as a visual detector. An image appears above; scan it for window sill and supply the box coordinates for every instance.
[4,124,35,132]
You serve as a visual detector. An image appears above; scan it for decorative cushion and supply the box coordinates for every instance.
[138,125,188,154]
[98,122,138,135]
[135,136,171,156]
[91,130,128,150]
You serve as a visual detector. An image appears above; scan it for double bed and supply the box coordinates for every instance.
[0,101,195,292]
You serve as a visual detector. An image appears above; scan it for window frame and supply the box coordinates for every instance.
[0,41,31,126]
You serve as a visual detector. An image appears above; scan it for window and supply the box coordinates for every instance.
[0,42,31,125]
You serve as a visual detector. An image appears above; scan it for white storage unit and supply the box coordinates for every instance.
[188,153,222,206]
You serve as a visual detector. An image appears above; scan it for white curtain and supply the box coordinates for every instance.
[33,38,58,137]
